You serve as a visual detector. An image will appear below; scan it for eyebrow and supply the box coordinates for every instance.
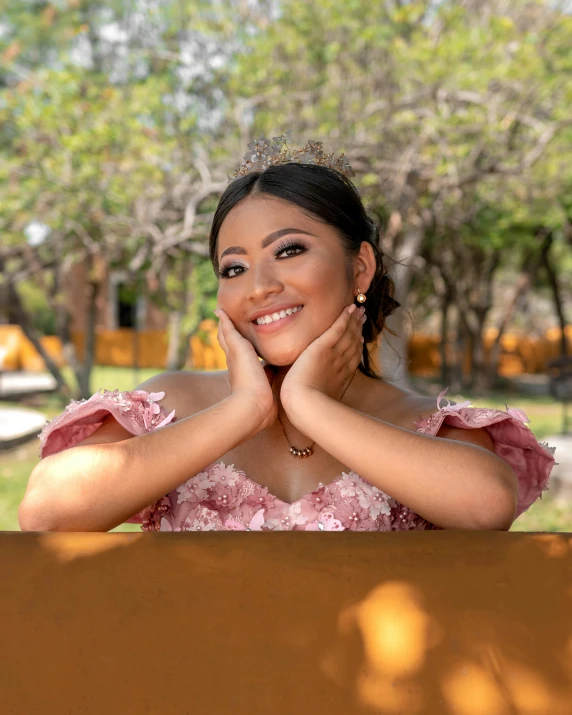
[219,228,316,261]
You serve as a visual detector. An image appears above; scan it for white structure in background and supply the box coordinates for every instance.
[0,406,47,447]
[544,435,572,504]
[24,221,50,247]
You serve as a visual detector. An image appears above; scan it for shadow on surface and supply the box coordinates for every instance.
[1,531,571,714]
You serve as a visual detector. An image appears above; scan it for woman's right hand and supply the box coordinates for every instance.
[214,308,278,431]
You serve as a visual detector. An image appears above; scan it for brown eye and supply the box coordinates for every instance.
[274,240,307,259]
[218,264,245,279]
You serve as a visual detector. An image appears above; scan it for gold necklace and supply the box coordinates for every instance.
[276,411,316,458]
[277,370,359,459]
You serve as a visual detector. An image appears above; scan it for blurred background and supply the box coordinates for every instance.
[0,0,571,532]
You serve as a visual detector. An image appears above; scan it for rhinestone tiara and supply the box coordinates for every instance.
[230,130,355,181]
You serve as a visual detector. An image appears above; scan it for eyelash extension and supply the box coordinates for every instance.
[218,240,307,279]
[273,239,306,257]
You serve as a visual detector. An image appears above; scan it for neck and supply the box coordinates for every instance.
[263,363,392,452]
[268,363,366,427]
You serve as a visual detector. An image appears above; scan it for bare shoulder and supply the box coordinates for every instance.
[406,391,495,453]
[363,380,440,430]
[136,369,230,420]
[400,392,442,430]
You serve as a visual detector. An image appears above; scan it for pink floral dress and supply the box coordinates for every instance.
[38,387,556,532]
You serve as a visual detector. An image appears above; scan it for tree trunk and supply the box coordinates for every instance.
[457,303,489,393]
[487,246,539,386]
[453,246,500,393]
[9,283,71,397]
[378,224,425,388]
[132,284,140,387]
[470,317,489,393]
[428,264,455,388]
[74,254,99,399]
[439,289,454,388]
[541,234,570,356]
[166,311,183,371]
[489,229,553,383]
[166,256,194,371]
[55,290,84,401]
[174,316,203,370]
[452,307,467,393]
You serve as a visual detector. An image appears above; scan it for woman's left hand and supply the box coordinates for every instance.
[281,303,366,410]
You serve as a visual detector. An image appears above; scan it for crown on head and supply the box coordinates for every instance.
[230,130,355,182]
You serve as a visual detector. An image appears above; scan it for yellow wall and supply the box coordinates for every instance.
[0,322,227,372]
[1,322,571,375]
[407,326,572,377]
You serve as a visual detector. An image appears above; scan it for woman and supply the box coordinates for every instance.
[19,137,555,532]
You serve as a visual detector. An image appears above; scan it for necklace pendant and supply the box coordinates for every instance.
[290,446,313,458]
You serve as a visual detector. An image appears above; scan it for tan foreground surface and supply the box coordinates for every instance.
[2,531,571,714]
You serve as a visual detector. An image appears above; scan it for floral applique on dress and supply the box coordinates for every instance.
[38,386,556,532]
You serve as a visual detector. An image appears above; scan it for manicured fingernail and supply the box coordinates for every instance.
[214,309,220,317]
[361,314,367,323]
[348,304,357,314]
[358,306,365,315]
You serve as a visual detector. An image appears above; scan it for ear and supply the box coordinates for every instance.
[352,241,377,294]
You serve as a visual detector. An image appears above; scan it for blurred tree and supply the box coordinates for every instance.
[231,0,572,390]
[0,1,231,397]
[1,0,571,397]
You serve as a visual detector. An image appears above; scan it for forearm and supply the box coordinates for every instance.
[286,390,516,530]
[20,396,260,532]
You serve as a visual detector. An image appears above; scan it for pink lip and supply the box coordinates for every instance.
[252,307,304,333]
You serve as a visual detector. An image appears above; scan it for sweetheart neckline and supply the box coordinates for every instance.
[195,419,434,506]
[198,462,374,507]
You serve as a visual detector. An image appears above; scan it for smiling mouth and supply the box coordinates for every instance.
[252,305,304,331]
[252,305,304,326]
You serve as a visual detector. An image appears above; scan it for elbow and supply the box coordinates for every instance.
[18,495,87,532]
[18,463,52,531]
[469,469,519,531]
[18,462,70,532]
[18,494,58,532]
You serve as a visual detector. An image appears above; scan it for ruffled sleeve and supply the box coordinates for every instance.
[38,388,176,528]
[414,388,557,519]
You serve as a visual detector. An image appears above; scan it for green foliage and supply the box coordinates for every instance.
[0,68,176,243]
[1,0,571,395]
[17,279,57,335]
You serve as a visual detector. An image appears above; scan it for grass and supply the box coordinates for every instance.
[0,366,163,532]
[511,496,572,532]
[62,365,165,394]
[1,368,570,533]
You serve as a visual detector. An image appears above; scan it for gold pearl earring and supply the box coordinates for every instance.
[356,288,366,304]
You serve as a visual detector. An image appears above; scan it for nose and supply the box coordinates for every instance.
[246,262,284,304]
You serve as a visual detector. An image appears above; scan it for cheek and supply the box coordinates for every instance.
[299,263,351,322]
[216,282,242,314]
[304,254,350,290]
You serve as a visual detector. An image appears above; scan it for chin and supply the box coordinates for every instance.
[258,346,304,367]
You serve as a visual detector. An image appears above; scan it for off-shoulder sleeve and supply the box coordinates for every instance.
[414,388,557,519]
[38,388,176,528]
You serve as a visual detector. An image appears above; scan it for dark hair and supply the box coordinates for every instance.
[209,163,401,380]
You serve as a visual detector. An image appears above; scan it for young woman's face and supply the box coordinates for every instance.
[215,195,355,366]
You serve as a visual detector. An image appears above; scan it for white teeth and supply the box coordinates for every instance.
[255,305,303,325]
